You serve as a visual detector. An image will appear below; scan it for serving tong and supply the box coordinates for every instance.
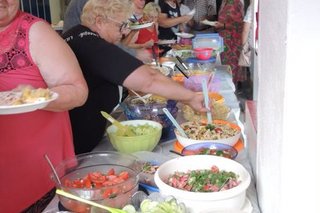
[175,56,189,79]
[129,89,150,104]
[201,79,213,124]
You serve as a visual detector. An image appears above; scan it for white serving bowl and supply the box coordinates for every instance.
[175,120,241,147]
[154,155,251,213]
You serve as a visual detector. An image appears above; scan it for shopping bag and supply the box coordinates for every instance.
[238,42,251,67]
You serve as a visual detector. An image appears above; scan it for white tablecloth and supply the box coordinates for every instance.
[43,65,260,213]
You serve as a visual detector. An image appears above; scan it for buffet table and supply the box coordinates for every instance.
[43,65,260,213]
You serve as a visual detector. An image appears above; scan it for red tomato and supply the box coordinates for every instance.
[107,175,118,181]
[64,179,72,187]
[103,188,113,198]
[118,171,129,180]
[102,180,114,186]
[112,177,125,184]
[215,127,223,133]
[89,172,106,183]
[84,177,91,189]
[106,168,115,176]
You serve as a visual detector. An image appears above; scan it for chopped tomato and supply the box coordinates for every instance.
[84,177,92,189]
[107,175,118,180]
[90,175,106,184]
[106,168,115,176]
[118,171,129,180]
[62,167,133,200]
[103,188,113,198]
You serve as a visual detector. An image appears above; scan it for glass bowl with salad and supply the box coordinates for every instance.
[122,95,178,141]
[154,155,251,212]
[51,152,142,212]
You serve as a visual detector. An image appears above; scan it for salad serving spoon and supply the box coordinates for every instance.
[163,108,188,138]
[201,79,213,124]
[56,189,126,213]
[100,111,135,136]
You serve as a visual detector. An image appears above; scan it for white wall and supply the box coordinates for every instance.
[256,0,320,212]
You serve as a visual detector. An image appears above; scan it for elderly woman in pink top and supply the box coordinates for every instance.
[0,0,88,212]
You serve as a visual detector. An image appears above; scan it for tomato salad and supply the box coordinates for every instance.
[183,147,235,159]
[167,165,240,192]
[63,168,133,199]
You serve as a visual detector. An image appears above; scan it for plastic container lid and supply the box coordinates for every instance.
[186,57,216,63]
[192,33,224,52]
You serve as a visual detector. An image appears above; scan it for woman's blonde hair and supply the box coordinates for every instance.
[143,2,161,16]
[81,0,134,26]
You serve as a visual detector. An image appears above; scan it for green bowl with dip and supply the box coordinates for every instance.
[106,120,162,153]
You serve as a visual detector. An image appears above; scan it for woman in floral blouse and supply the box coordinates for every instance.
[212,0,245,85]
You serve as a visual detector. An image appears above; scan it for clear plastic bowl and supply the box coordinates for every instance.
[51,152,141,212]
[122,96,178,141]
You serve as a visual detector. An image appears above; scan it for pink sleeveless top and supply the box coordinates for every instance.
[0,11,75,212]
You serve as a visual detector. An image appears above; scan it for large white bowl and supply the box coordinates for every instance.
[154,155,251,213]
[175,120,241,147]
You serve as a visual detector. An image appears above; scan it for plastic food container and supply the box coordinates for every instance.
[193,48,213,60]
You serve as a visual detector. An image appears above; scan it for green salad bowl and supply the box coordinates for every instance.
[106,120,162,153]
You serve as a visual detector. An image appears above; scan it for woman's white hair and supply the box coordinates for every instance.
[81,0,134,26]
[143,2,161,16]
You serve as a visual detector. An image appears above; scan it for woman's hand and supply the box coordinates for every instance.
[121,30,139,46]
[183,92,208,113]
[143,40,154,48]
[182,15,194,23]
[213,21,226,29]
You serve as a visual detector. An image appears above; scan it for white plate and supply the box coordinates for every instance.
[187,9,196,16]
[0,92,58,115]
[157,39,176,45]
[129,22,153,30]
[175,32,194,39]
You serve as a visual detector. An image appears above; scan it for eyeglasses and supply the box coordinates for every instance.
[107,17,129,33]
[148,15,158,19]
